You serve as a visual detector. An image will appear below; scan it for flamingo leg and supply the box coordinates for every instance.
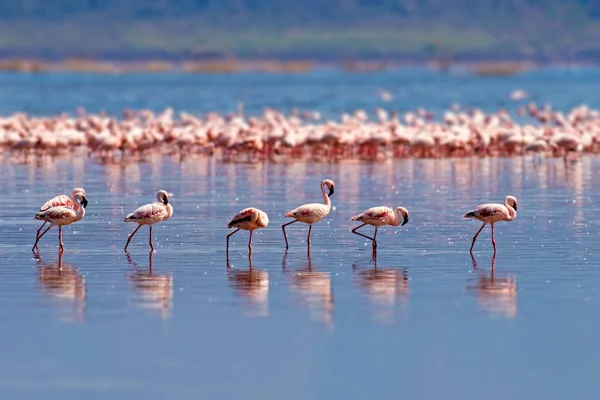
[35,221,47,240]
[373,227,379,249]
[248,230,253,256]
[351,223,375,243]
[32,224,52,251]
[124,224,142,251]
[149,225,155,252]
[226,228,240,255]
[307,225,312,246]
[282,220,297,249]
[58,226,64,252]
[469,223,486,253]
[491,223,497,254]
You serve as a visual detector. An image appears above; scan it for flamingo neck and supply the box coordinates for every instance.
[75,200,86,218]
[321,184,331,207]
[505,201,516,221]
[391,208,403,226]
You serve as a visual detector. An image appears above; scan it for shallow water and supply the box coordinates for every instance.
[1,154,600,399]
[2,68,600,398]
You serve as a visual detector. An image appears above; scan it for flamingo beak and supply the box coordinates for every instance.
[82,196,89,208]
[402,214,409,226]
[513,203,518,211]
[328,186,335,197]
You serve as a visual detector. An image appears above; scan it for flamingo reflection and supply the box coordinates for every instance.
[227,257,269,317]
[352,250,409,325]
[126,252,173,320]
[467,255,517,318]
[282,250,334,329]
[36,250,86,323]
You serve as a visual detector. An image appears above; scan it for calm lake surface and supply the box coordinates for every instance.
[1,69,600,399]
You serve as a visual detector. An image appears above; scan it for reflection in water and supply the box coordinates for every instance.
[467,256,517,318]
[352,251,409,325]
[283,250,334,329]
[127,252,173,320]
[227,257,269,318]
[35,250,86,323]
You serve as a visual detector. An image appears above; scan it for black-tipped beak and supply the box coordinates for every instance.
[163,197,169,205]
[328,186,335,197]
[402,214,409,226]
[513,203,518,211]
[82,196,89,208]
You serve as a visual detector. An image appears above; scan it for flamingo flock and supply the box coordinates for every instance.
[33,181,518,257]
[4,103,600,162]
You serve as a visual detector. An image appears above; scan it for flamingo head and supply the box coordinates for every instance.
[322,179,335,197]
[505,195,518,211]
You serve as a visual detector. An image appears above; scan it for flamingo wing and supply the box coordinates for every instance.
[353,206,392,221]
[36,206,76,222]
[228,208,255,228]
[40,194,73,211]
[127,202,168,221]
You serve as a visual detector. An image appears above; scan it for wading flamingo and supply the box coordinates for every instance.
[351,206,409,249]
[227,207,269,256]
[282,179,335,249]
[34,191,88,252]
[124,190,173,252]
[32,188,87,251]
[464,195,518,253]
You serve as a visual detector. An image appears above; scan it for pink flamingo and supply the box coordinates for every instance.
[32,188,87,251]
[227,207,270,256]
[282,179,335,249]
[33,191,88,252]
[351,206,409,249]
[464,195,518,253]
[124,190,173,252]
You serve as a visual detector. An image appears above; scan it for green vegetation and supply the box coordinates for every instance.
[0,1,599,60]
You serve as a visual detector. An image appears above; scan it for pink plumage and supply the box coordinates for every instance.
[226,207,269,256]
[464,195,518,254]
[34,191,88,252]
[282,179,335,249]
[33,188,87,251]
[124,190,173,252]
[351,206,409,249]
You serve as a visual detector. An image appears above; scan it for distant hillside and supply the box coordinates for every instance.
[1,0,600,60]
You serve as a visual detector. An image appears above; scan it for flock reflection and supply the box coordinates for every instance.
[31,250,518,325]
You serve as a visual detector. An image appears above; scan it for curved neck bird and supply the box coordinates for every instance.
[226,207,269,258]
[34,191,88,252]
[351,206,409,249]
[464,195,517,254]
[124,190,173,252]
[282,179,335,249]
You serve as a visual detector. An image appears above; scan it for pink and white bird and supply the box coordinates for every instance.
[351,206,409,249]
[32,187,87,251]
[464,195,518,253]
[124,190,173,252]
[282,179,335,249]
[227,207,270,256]
[33,191,88,252]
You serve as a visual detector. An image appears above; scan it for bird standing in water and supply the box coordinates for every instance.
[282,179,335,249]
[124,190,173,252]
[351,206,409,249]
[227,207,269,257]
[464,195,518,254]
[34,191,89,252]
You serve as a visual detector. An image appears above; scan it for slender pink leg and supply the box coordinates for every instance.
[282,220,297,249]
[491,223,497,254]
[469,223,486,253]
[32,225,52,251]
[226,228,240,255]
[149,225,155,252]
[124,224,142,251]
[248,230,254,256]
[373,227,379,249]
[58,226,64,252]
[307,225,312,246]
[35,221,47,241]
[351,223,375,243]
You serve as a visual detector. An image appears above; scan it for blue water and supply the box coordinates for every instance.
[1,68,600,399]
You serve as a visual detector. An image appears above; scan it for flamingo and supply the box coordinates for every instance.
[124,190,173,252]
[464,195,518,253]
[33,191,88,252]
[282,179,335,249]
[226,207,269,256]
[32,187,87,251]
[351,206,409,249]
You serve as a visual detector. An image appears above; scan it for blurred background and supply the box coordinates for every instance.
[0,0,598,73]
